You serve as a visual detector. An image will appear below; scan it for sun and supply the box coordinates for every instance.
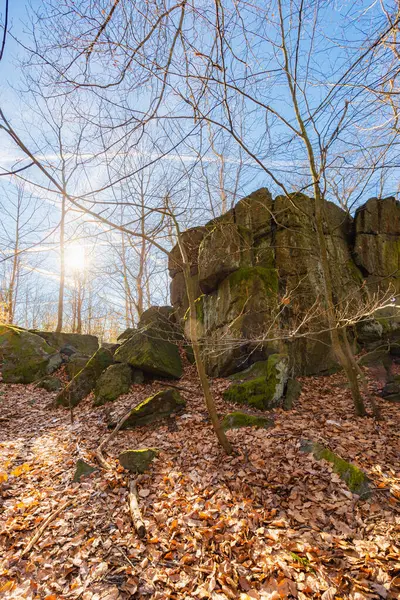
[65,243,86,273]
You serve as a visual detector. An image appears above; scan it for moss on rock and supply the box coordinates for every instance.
[0,325,59,384]
[112,388,186,429]
[301,439,370,498]
[221,411,273,431]
[227,266,278,299]
[94,363,132,406]
[223,353,289,410]
[228,360,268,382]
[66,355,89,379]
[38,376,62,392]
[31,331,98,356]
[56,347,114,407]
[119,448,159,473]
[114,327,182,379]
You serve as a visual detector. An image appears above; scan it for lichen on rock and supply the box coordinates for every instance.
[0,325,59,384]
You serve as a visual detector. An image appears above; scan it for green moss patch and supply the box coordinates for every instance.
[221,411,273,431]
[301,439,371,498]
[119,448,159,473]
[114,327,182,379]
[227,266,279,298]
[223,353,289,410]
[228,360,268,382]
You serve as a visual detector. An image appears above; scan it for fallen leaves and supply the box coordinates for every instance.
[0,365,400,598]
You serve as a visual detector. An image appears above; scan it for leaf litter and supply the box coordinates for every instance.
[0,362,399,599]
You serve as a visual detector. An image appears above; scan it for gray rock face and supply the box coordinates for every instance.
[31,331,99,356]
[169,190,400,377]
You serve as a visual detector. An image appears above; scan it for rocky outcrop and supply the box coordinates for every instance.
[354,197,400,294]
[0,325,61,383]
[30,331,99,356]
[56,347,114,407]
[169,190,400,377]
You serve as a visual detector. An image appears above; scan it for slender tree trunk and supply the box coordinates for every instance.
[7,216,20,324]
[175,232,233,454]
[278,0,366,416]
[56,194,66,332]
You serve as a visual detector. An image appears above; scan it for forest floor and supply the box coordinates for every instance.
[0,362,399,600]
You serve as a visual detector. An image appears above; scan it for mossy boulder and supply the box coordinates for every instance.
[300,440,371,498]
[94,363,132,406]
[137,305,182,342]
[31,331,99,356]
[66,354,89,379]
[56,347,114,407]
[37,376,62,392]
[221,411,273,431]
[114,327,182,379]
[118,448,159,473]
[0,325,59,384]
[223,353,289,410]
[112,388,186,429]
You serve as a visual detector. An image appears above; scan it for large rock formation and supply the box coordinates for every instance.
[169,190,400,377]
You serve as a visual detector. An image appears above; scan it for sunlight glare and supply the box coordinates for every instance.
[65,243,86,273]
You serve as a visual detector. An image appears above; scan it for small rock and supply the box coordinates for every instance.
[119,449,159,473]
[73,459,96,482]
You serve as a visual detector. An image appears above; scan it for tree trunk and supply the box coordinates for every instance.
[175,233,233,454]
[56,194,66,332]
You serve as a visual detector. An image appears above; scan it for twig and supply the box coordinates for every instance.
[95,407,133,470]
[20,499,72,558]
[128,477,146,538]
